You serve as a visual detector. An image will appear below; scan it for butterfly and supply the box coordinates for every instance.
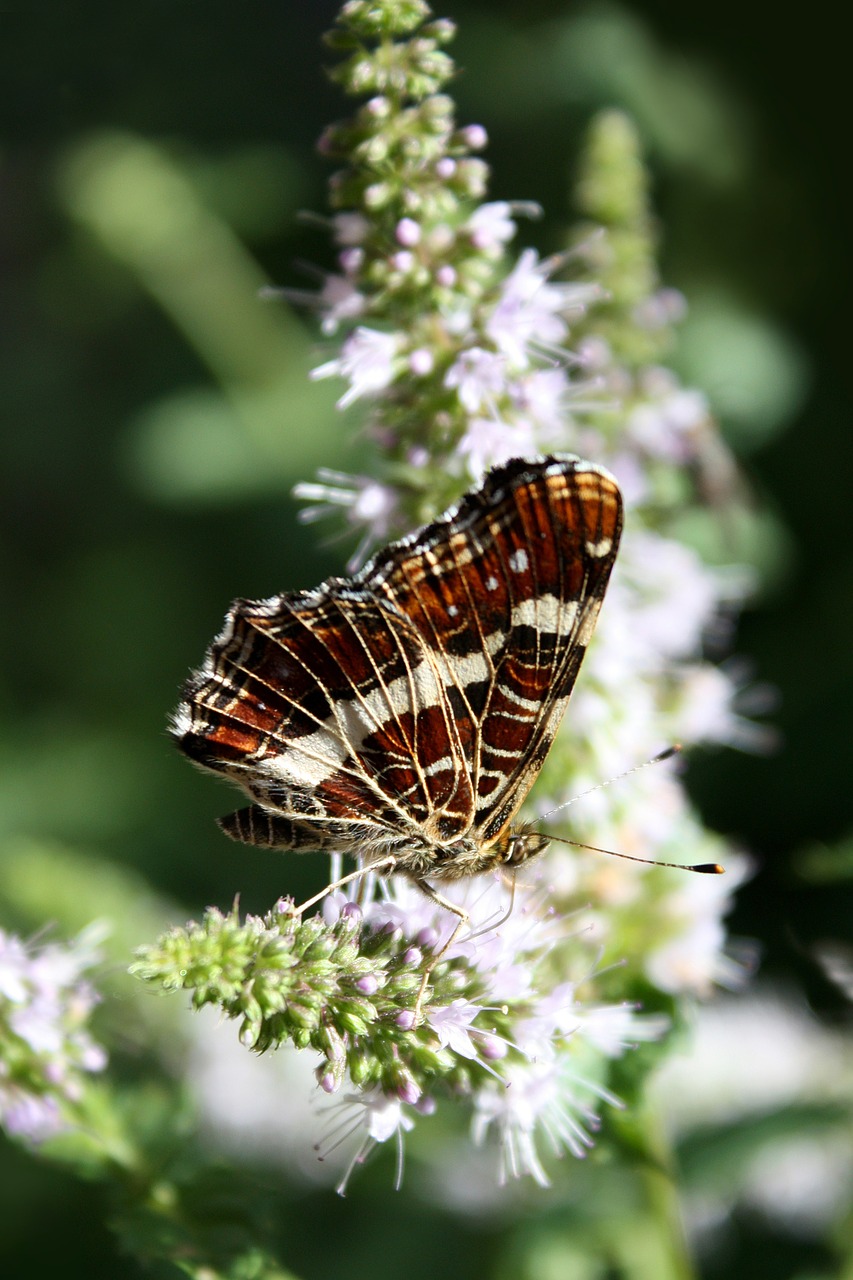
[171,455,622,895]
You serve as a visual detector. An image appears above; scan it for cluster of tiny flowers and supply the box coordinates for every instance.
[135,875,667,1188]
[300,203,603,569]
[0,926,107,1143]
[289,3,611,567]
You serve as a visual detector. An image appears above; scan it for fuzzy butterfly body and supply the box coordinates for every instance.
[172,455,623,884]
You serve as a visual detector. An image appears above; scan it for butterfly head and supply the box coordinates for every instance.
[497,829,551,867]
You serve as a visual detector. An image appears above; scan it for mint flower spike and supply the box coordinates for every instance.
[136,871,670,1187]
[279,3,610,557]
[0,924,108,1144]
[148,5,762,1195]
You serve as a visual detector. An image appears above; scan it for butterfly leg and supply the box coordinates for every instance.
[291,856,398,916]
[411,879,471,1023]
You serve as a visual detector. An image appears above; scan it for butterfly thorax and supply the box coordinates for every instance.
[385,826,552,882]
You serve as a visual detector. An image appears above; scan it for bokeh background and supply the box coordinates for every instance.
[2,2,851,1277]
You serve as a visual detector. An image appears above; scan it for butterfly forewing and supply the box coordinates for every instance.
[173,455,622,872]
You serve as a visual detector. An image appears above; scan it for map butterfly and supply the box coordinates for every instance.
[172,455,623,893]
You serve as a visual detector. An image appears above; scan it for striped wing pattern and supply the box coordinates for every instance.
[173,456,622,879]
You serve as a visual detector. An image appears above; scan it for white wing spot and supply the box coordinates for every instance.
[508,548,529,573]
[486,575,499,591]
[585,538,612,558]
[448,604,458,618]
[512,596,579,632]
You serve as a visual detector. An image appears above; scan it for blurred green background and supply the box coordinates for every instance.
[1,2,851,1277]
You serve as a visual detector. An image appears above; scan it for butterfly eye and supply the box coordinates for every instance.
[502,832,550,866]
[502,835,530,865]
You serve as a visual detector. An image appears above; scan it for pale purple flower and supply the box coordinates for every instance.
[10,1000,65,1055]
[486,250,599,368]
[408,348,435,376]
[632,286,688,330]
[332,211,370,245]
[354,974,380,995]
[461,124,489,151]
[574,1003,671,1057]
[0,926,107,1145]
[444,347,507,413]
[603,448,649,507]
[0,1091,63,1143]
[293,469,399,570]
[509,366,569,425]
[627,377,709,462]
[311,327,400,408]
[428,999,484,1060]
[365,878,459,949]
[0,932,29,1003]
[675,664,753,749]
[644,855,751,996]
[356,1089,416,1144]
[576,334,613,372]
[328,1087,418,1194]
[464,201,518,252]
[320,890,361,927]
[395,217,421,246]
[674,662,775,753]
[472,1058,606,1185]
[457,416,539,478]
[449,882,556,1003]
[606,531,722,668]
[317,274,366,334]
[338,246,364,274]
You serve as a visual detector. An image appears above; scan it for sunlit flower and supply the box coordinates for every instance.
[332,211,370,245]
[626,370,710,462]
[293,469,399,570]
[457,416,539,476]
[486,250,599,367]
[317,273,366,334]
[311,327,400,408]
[444,347,508,413]
[428,999,485,1059]
[464,201,518,251]
[472,1057,614,1185]
[325,1088,418,1194]
[144,4,766,1197]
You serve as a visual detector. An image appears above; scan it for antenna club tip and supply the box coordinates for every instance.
[691,862,725,875]
[654,744,683,763]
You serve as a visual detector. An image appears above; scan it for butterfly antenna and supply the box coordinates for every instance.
[535,745,683,826]
[531,746,723,874]
[547,832,723,875]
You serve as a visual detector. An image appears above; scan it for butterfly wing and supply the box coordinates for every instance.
[173,455,621,862]
[363,455,623,848]
[173,582,471,854]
